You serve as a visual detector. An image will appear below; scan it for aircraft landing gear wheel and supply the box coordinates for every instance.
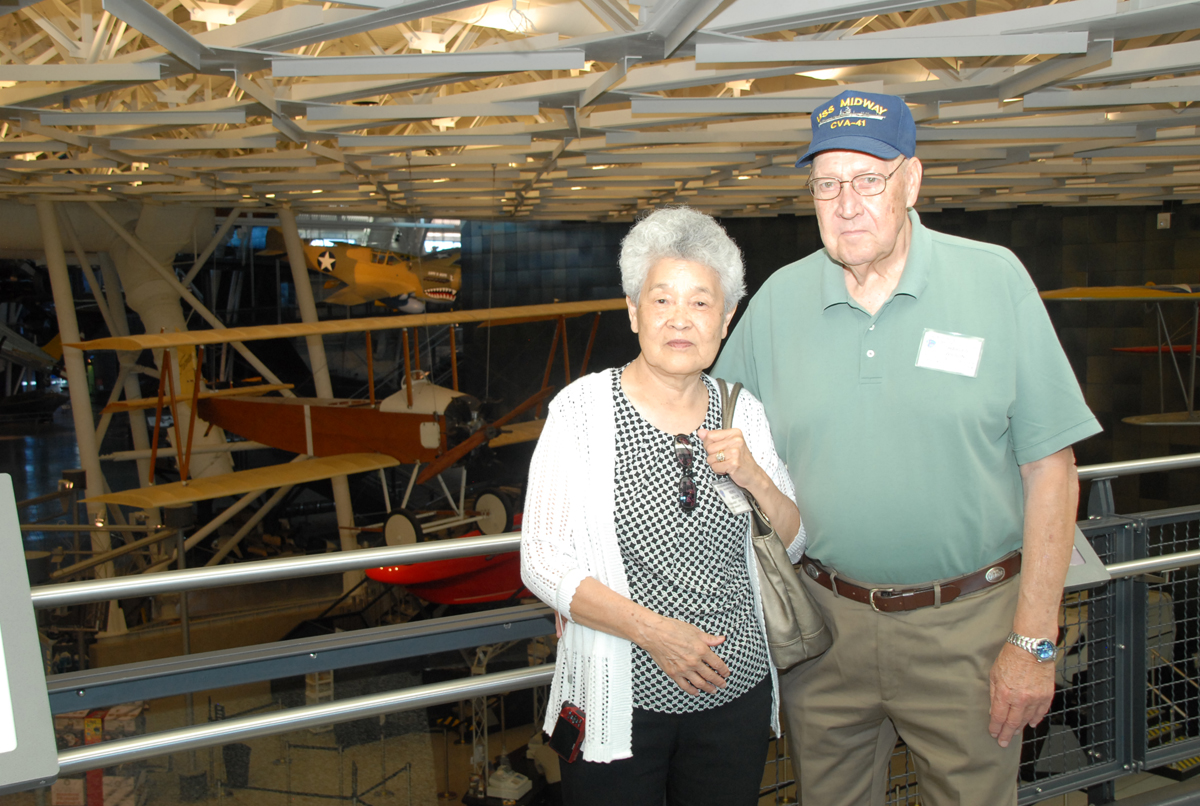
[384,509,424,545]
[474,489,514,535]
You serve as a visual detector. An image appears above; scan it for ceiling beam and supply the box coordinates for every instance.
[631,97,833,114]
[337,133,532,147]
[642,0,726,58]
[851,0,1117,39]
[1024,85,1200,108]
[0,62,161,80]
[108,135,279,150]
[994,38,1113,101]
[696,33,1089,64]
[101,0,215,69]
[305,101,539,120]
[272,49,586,77]
[704,0,964,38]
[1080,38,1200,85]
[40,109,245,125]
[579,0,637,34]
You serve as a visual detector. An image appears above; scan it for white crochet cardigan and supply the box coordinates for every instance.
[520,369,805,763]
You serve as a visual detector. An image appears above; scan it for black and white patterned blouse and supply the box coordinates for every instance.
[612,368,770,714]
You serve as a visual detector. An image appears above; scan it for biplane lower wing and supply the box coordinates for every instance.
[101,384,294,414]
[1123,412,1200,426]
[489,419,546,448]
[1041,286,1200,301]
[86,452,400,509]
[1114,346,1195,354]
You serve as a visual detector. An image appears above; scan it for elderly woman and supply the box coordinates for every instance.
[520,206,804,806]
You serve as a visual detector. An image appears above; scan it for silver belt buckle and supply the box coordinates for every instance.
[868,588,893,613]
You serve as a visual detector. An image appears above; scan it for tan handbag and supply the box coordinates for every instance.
[718,379,832,670]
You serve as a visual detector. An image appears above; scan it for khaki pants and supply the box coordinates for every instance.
[781,572,1022,806]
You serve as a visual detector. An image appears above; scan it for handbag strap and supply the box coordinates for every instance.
[715,379,772,536]
[716,378,743,431]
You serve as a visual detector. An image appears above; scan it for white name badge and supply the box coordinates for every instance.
[915,329,984,378]
[712,477,753,515]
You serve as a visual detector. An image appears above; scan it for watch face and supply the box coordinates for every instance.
[1033,639,1057,661]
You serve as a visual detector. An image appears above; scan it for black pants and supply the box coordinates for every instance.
[560,676,772,806]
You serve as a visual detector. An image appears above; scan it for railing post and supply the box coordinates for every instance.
[61,468,87,670]
[1088,477,1117,519]
[1112,518,1149,786]
[164,503,201,789]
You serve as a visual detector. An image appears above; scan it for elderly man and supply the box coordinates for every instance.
[713,90,1101,805]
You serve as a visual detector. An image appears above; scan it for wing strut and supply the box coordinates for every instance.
[366,331,376,406]
[415,388,553,486]
[402,329,414,408]
[580,312,602,377]
[180,346,203,485]
[538,317,563,419]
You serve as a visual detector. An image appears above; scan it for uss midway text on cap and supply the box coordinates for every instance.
[796,90,916,168]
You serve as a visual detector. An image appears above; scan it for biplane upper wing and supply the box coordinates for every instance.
[67,298,629,352]
[86,452,399,508]
[1041,285,1200,301]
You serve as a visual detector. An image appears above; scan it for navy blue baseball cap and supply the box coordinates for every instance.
[796,90,916,167]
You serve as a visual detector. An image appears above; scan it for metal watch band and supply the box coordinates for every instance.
[1006,631,1057,662]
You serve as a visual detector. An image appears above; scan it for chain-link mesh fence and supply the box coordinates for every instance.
[1143,514,1200,776]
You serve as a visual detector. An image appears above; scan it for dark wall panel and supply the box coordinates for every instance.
[456,206,1200,514]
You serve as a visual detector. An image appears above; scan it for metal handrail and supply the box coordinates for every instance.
[1077,451,1200,481]
[56,539,1200,777]
[25,452,1200,607]
[1106,549,1200,580]
[29,532,520,608]
[56,664,554,775]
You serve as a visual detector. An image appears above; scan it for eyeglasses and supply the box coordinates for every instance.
[674,434,697,512]
[807,158,907,201]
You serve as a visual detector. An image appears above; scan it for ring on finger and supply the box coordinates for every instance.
[715,451,726,463]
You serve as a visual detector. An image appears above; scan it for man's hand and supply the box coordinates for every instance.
[988,642,1055,747]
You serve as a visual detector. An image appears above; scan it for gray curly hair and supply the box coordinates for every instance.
[618,206,746,314]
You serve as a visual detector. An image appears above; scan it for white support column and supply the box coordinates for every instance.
[35,200,113,572]
[278,204,361,591]
[85,200,294,398]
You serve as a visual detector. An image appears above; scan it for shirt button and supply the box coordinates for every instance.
[866,350,875,358]
[869,325,875,331]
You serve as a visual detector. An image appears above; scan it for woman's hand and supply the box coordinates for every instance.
[639,616,729,696]
[698,427,760,489]
[697,427,802,551]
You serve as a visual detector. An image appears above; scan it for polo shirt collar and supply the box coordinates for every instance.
[819,208,931,310]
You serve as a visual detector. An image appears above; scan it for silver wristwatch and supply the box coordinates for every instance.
[1006,632,1058,663]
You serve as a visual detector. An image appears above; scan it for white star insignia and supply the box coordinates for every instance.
[317,251,336,272]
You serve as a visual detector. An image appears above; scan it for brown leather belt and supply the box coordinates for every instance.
[799,552,1021,613]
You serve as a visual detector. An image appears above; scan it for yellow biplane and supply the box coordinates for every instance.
[71,298,626,543]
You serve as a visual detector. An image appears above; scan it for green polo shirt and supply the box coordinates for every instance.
[713,210,1101,584]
